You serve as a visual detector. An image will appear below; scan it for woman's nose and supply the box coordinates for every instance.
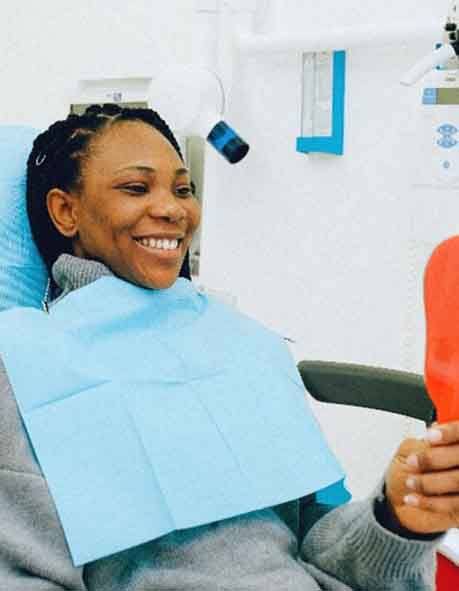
[146,188,186,223]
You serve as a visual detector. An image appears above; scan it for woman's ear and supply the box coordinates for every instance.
[46,188,80,238]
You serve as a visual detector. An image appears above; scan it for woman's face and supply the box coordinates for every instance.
[58,121,201,289]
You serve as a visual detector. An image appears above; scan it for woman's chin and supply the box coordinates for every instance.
[108,255,184,290]
[131,269,181,290]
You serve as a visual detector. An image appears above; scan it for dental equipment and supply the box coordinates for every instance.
[400,3,459,188]
[149,65,249,164]
[401,1,459,86]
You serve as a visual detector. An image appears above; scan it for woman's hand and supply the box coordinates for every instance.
[385,422,459,534]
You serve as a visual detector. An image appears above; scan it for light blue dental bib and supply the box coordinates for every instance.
[0,276,345,566]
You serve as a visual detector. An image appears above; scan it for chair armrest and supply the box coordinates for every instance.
[297,360,435,424]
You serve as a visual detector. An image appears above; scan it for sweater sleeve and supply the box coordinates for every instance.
[299,481,441,591]
[0,357,88,591]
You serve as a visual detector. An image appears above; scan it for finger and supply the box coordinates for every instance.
[406,469,459,496]
[404,492,459,525]
[425,422,459,446]
[397,438,428,456]
[407,443,459,472]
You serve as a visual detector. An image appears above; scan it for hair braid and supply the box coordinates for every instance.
[26,104,190,277]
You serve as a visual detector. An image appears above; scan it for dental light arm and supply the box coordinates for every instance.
[401,43,459,86]
[400,1,459,86]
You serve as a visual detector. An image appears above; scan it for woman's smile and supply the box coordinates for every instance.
[133,235,184,259]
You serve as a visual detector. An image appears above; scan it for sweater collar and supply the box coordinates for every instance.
[50,254,114,307]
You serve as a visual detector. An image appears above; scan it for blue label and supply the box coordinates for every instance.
[423,88,437,105]
[207,121,236,151]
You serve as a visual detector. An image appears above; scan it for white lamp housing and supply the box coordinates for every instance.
[148,65,249,164]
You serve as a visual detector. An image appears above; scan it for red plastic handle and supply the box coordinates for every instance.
[424,236,459,423]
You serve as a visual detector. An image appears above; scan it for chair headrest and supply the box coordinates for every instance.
[0,126,48,311]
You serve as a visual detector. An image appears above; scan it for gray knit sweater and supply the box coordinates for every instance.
[0,254,440,590]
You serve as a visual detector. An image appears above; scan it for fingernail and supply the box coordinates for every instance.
[404,494,419,506]
[406,454,419,468]
[425,428,443,443]
[406,477,417,490]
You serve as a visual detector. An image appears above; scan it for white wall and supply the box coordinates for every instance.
[0,1,196,128]
[1,1,454,499]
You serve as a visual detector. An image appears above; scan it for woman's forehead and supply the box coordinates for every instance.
[86,121,183,173]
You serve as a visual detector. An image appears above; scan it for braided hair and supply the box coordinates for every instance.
[26,103,191,278]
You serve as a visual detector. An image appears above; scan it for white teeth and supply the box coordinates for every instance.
[136,238,179,250]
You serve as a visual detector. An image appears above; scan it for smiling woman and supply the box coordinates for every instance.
[46,121,200,290]
[26,104,200,294]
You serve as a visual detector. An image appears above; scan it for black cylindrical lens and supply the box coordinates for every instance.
[207,121,249,164]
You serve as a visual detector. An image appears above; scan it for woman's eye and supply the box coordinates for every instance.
[122,184,148,195]
[120,182,195,197]
[176,185,193,197]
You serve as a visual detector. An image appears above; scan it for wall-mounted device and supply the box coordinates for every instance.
[401,1,459,86]
[401,2,459,189]
[414,72,459,189]
[296,51,346,156]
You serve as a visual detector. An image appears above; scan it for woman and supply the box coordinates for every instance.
[0,104,453,590]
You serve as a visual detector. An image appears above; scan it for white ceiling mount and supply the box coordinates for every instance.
[236,21,440,55]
